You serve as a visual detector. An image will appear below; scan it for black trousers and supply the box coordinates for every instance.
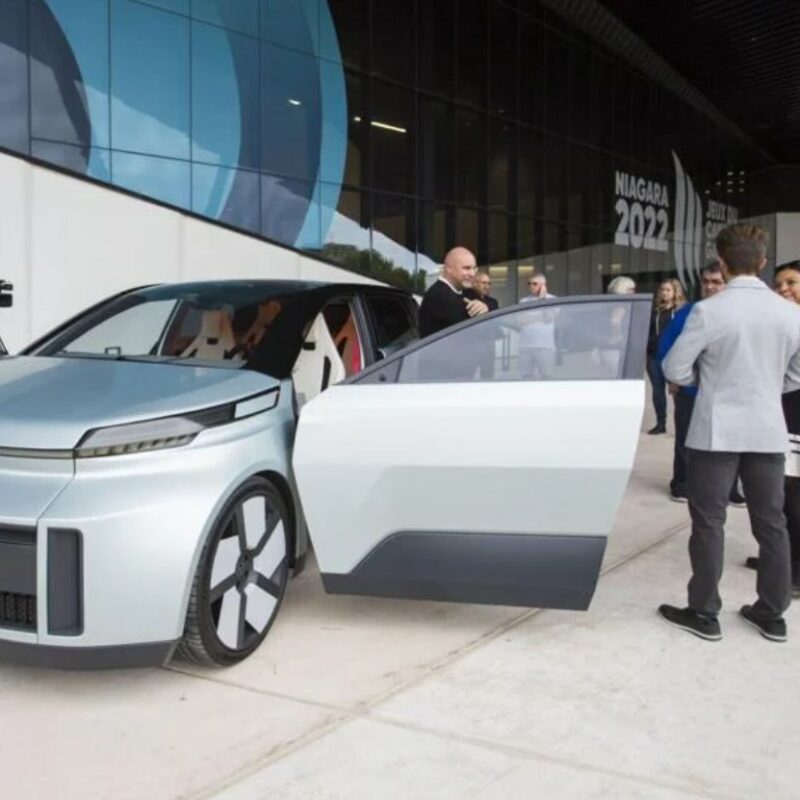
[785,476,800,572]
[687,449,791,619]
[671,392,694,494]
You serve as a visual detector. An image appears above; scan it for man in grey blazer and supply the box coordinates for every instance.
[660,223,800,642]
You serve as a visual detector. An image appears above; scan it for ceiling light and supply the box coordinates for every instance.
[288,98,302,106]
[371,120,407,134]
[353,115,362,122]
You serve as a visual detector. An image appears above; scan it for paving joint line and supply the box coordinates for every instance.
[363,713,741,800]
[188,516,691,799]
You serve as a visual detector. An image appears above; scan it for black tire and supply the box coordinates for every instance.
[177,476,291,667]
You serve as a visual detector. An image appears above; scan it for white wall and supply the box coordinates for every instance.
[0,150,379,354]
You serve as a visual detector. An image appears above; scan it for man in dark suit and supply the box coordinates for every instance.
[470,271,499,311]
[419,247,488,338]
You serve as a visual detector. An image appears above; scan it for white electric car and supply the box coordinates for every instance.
[0,280,649,668]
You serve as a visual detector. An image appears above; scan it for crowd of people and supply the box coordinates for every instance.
[420,223,800,643]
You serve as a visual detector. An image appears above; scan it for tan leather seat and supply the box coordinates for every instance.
[181,310,237,360]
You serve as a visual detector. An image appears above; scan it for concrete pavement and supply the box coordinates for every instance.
[1,432,797,800]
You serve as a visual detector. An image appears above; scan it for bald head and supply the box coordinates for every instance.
[442,247,477,291]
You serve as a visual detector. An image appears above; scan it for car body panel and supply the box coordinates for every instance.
[0,356,277,449]
[293,295,650,609]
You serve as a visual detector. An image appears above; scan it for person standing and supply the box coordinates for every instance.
[470,271,499,311]
[519,273,557,378]
[419,247,488,338]
[658,264,745,506]
[659,224,800,643]
[744,260,800,598]
[646,279,687,434]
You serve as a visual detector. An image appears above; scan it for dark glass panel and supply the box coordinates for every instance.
[419,201,452,269]
[489,117,512,212]
[193,163,261,233]
[112,151,191,209]
[542,136,567,222]
[0,0,30,153]
[488,213,510,264]
[31,0,110,150]
[31,140,110,181]
[455,207,479,256]
[517,127,542,218]
[612,64,631,158]
[419,97,454,201]
[371,0,415,86]
[320,183,372,269]
[370,80,415,194]
[418,0,455,98]
[260,41,321,183]
[193,21,259,169]
[455,108,486,206]
[343,71,366,186]
[260,0,318,56]
[568,42,590,144]
[519,16,545,127]
[489,2,517,118]
[193,0,259,36]
[456,0,488,109]
[567,226,591,295]
[544,31,568,137]
[589,53,614,151]
[260,173,316,247]
[542,221,567,295]
[630,75,650,166]
[111,0,191,159]
[371,191,418,282]
[568,144,589,226]
[325,0,367,70]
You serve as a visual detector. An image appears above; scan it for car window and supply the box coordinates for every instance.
[364,294,419,358]
[396,301,632,383]
[61,300,177,357]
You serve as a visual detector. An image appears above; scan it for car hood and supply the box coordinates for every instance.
[0,356,279,450]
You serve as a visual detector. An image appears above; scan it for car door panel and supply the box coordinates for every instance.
[293,296,650,609]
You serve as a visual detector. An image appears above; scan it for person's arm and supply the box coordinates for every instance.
[662,304,706,386]
[657,305,689,362]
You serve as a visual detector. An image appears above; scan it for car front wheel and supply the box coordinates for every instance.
[177,476,290,666]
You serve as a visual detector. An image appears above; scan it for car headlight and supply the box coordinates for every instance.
[75,389,278,458]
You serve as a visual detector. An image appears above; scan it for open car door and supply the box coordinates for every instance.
[293,295,651,610]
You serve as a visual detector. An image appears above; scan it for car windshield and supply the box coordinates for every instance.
[34,281,324,376]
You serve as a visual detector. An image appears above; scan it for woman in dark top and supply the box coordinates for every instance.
[747,260,800,596]
[646,279,687,434]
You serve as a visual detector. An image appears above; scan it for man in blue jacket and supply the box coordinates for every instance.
[658,262,745,505]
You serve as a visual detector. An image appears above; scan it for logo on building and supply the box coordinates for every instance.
[614,153,739,290]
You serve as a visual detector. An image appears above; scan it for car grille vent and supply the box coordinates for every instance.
[0,591,36,631]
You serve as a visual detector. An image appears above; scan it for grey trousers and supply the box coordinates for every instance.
[687,449,791,620]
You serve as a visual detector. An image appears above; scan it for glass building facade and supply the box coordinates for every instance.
[0,0,769,304]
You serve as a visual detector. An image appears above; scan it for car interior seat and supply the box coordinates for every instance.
[333,311,362,376]
[292,312,347,408]
[180,309,237,360]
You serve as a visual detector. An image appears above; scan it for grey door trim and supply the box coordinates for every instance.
[321,530,607,610]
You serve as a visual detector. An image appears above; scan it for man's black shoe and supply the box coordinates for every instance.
[729,490,747,508]
[740,605,787,642]
[669,490,688,503]
[657,605,722,640]
[648,424,667,435]
[745,556,759,570]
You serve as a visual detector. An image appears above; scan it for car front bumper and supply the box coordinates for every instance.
[0,408,296,669]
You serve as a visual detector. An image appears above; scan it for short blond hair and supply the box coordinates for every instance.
[606,275,636,295]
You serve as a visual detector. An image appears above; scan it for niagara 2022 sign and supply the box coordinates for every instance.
[613,151,739,288]
[614,173,669,252]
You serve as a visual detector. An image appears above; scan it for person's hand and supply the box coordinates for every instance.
[668,382,679,396]
[465,299,489,317]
